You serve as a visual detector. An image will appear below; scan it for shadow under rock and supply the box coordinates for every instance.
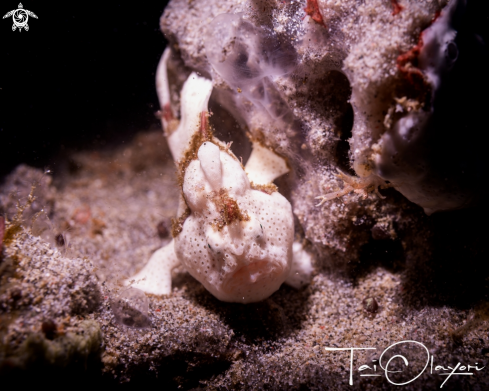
[325,187,489,311]
[400,205,489,310]
[352,236,407,278]
[329,188,421,282]
[174,272,312,343]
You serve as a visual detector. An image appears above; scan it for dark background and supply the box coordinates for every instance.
[0,1,170,178]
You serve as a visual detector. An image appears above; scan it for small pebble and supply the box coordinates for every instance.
[41,319,57,340]
[55,233,65,246]
[363,297,379,313]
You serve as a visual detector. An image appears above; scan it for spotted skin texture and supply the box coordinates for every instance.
[177,146,294,303]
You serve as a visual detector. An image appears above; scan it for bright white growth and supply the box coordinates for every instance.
[178,142,295,303]
[167,73,213,162]
[127,65,313,303]
[245,142,289,185]
[155,48,173,130]
[197,141,222,190]
[129,240,179,295]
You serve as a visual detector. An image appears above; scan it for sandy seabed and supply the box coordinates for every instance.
[0,129,488,390]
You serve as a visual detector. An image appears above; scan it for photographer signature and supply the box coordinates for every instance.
[325,340,485,388]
